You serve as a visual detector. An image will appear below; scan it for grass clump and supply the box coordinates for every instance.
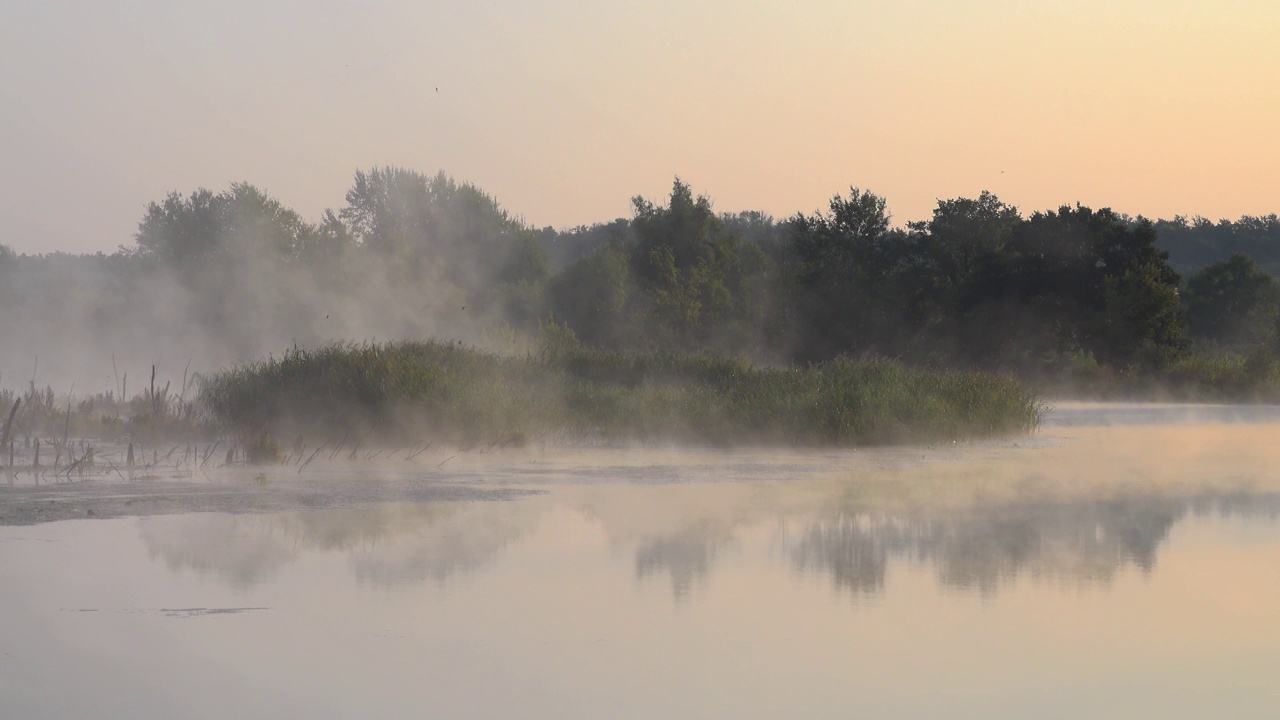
[243,430,283,464]
[199,341,1043,447]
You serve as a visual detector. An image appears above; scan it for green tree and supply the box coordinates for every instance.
[1184,254,1280,348]
[627,179,771,352]
[134,183,308,270]
[786,188,908,360]
[1015,206,1184,365]
[913,191,1021,289]
[547,244,636,348]
[339,167,547,321]
[903,192,1025,364]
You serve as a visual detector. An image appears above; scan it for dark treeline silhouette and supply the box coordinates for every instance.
[544,184,1192,373]
[1,167,1277,392]
[1155,214,1280,278]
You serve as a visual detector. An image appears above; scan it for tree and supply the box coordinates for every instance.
[547,244,636,348]
[134,188,225,267]
[1155,214,1280,277]
[786,188,906,360]
[901,192,1025,365]
[134,183,307,271]
[627,179,772,352]
[338,167,547,321]
[1184,254,1280,348]
[1015,206,1184,365]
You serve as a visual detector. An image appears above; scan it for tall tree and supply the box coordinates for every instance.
[786,188,907,360]
[1184,254,1280,348]
[627,179,771,352]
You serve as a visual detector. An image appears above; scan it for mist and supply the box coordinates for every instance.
[0,169,544,394]
[3,165,1280,422]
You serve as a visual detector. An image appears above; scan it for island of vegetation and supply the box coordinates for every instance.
[198,341,1041,447]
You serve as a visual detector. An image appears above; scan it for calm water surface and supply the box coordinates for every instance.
[2,404,1279,719]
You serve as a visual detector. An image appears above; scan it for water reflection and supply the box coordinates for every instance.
[792,498,1189,597]
[139,514,300,589]
[634,519,738,600]
[139,501,544,590]
[138,478,1280,604]
[348,503,538,589]
[799,492,1280,599]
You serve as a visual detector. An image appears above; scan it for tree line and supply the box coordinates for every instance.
[1,167,1277,388]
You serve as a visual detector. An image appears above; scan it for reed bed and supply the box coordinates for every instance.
[199,341,1043,447]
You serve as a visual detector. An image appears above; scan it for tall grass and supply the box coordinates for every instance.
[199,341,1044,446]
[0,381,211,444]
[1035,348,1280,402]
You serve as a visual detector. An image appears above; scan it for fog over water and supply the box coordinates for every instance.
[2,404,1279,718]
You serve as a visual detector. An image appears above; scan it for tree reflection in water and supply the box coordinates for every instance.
[138,500,544,590]
[137,477,1280,602]
[792,494,1280,597]
[634,519,738,600]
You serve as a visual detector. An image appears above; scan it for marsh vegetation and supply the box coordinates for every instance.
[199,341,1042,447]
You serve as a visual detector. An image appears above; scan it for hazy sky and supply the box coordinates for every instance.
[2,0,1278,254]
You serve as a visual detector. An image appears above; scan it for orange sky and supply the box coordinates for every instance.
[1,1,1277,254]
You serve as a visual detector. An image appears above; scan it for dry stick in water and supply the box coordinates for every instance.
[60,453,89,479]
[104,460,127,481]
[298,443,327,474]
[178,360,191,416]
[329,430,350,460]
[199,441,220,471]
[60,401,70,467]
[437,455,454,469]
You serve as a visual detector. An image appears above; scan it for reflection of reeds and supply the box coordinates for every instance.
[200,340,1043,447]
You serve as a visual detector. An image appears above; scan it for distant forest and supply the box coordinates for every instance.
[2,167,1279,391]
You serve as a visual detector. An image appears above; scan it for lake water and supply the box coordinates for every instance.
[2,404,1279,718]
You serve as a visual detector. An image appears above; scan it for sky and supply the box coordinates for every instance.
[1,0,1278,255]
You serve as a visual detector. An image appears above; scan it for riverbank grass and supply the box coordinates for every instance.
[199,341,1043,446]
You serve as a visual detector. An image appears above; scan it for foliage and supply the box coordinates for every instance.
[8,167,1280,409]
[243,430,283,464]
[1183,254,1280,349]
[199,341,1043,447]
[1154,214,1280,278]
[786,188,905,360]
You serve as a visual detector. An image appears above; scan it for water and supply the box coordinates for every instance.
[2,405,1279,718]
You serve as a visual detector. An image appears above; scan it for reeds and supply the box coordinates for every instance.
[200,341,1043,447]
